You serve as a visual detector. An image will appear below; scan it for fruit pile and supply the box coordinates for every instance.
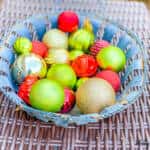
[11,11,126,114]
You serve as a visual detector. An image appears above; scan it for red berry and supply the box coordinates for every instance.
[96,70,121,92]
[58,11,79,32]
[72,55,98,77]
[90,40,110,57]
[18,75,38,104]
[32,41,48,58]
[61,88,75,113]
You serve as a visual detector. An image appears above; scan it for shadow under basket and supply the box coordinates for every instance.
[0,12,147,127]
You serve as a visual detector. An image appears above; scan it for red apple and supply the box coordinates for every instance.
[96,70,121,92]
[58,11,79,32]
[32,41,48,58]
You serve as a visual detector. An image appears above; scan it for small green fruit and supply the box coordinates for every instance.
[69,29,94,53]
[96,46,126,72]
[30,79,64,112]
[47,64,77,89]
[69,19,95,53]
[13,37,32,54]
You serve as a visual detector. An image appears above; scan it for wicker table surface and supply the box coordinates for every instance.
[0,0,150,149]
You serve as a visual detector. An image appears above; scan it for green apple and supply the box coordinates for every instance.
[69,18,94,53]
[30,79,64,112]
[69,50,84,61]
[13,37,32,54]
[69,29,94,53]
[96,46,126,72]
[47,64,77,89]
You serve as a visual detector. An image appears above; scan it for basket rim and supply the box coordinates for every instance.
[0,11,147,127]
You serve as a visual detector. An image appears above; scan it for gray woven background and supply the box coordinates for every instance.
[0,0,150,149]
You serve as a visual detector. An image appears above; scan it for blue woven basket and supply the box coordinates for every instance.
[0,12,147,127]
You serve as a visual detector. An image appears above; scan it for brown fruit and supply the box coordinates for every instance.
[76,78,116,114]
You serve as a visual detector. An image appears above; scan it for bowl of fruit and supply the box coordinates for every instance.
[0,11,146,127]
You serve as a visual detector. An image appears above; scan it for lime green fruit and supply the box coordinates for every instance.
[96,46,126,72]
[13,37,32,54]
[30,79,65,112]
[69,19,94,53]
[69,50,84,61]
[76,77,89,89]
[47,64,77,89]
[69,29,94,53]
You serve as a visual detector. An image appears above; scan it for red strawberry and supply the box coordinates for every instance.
[96,70,121,92]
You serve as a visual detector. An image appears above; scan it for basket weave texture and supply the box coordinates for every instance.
[0,0,150,149]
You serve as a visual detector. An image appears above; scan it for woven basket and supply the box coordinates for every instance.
[0,12,147,127]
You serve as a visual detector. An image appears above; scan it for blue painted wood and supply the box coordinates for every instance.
[102,24,118,42]
[25,16,47,40]
[12,24,32,40]
[126,44,139,60]
[121,59,143,83]
[117,34,132,50]
[0,46,15,64]
[48,16,58,29]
